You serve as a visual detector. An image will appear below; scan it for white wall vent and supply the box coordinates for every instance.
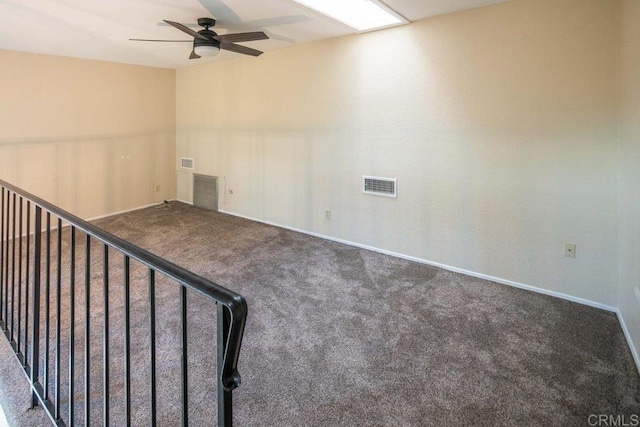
[363,176,397,198]
[193,174,218,211]
[181,157,194,169]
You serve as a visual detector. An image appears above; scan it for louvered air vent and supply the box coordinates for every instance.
[193,174,218,211]
[181,158,194,169]
[363,176,397,198]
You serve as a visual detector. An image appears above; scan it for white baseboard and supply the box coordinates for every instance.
[2,201,166,239]
[85,201,164,222]
[616,310,640,373]
[219,209,617,313]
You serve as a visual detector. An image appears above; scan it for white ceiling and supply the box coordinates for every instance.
[0,0,511,69]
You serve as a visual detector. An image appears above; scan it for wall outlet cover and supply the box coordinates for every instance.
[635,286,640,307]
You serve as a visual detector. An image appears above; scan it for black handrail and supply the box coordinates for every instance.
[0,179,247,426]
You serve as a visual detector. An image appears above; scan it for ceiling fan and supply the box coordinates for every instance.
[130,18,268,59]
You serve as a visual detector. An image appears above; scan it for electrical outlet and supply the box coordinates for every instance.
[325,209,331,220]
[635,287,640,307]
[564,243,576,258]
[155,184,161,192]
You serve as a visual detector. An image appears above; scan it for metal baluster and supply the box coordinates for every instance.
[3,190,9,330]
[30,206,42,408]
[69,226,76,426]
[84,234,91,427]
[17,197,22,356]
[25,201,31,369]
[180,285,188,427]
[123,256,131,427]
[103,245,110,427]
[44,212,51,400]
[54,218,62,421]
[217,303,232,427]
[149,269,157,427]
[0,188,4,328]
[11,193,16,343]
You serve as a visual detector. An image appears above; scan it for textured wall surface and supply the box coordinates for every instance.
[176,0,620,306]
[0,50,176,219]
[618,0,640,367]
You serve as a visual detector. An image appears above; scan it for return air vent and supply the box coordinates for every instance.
[193,174,218,211]
[181,158,194,169]
[363,176,397,198]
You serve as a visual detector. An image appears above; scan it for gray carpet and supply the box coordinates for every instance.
[0,201,638,426]
[0,335,51,426]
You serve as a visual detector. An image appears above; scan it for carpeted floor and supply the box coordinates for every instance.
[0,201,639,426]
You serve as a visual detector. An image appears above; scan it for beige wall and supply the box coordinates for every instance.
[0,50,176,219]
[176,0,620,306]
[618,0,640,367]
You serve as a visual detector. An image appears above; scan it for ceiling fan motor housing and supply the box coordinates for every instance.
[194,29,220,49]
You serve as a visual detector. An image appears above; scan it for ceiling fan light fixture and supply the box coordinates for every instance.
[194,44,220,57]
[292,0,407,32]
[136,19,266,59]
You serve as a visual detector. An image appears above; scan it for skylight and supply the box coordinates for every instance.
[292,0,407,32]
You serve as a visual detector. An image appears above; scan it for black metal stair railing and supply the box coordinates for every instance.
[0,179,247,426]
